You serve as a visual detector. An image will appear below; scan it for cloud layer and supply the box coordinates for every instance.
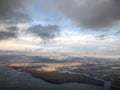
[0,0,120,57]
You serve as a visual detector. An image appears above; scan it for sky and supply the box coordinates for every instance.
[0,0,120,58]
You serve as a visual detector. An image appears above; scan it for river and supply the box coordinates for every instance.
[62,68,111,90]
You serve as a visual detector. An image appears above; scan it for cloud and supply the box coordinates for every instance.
[95,29,120,40]
[0,26,18,40]
[0,0,31,40]
[1,0,120,30]
[114,30,120,35]
[7,26,18,32]
[96,34,107,40]
[0,31,17,40]
[51,0,120,29]
[0,0,31,23]
[27,24,60,40]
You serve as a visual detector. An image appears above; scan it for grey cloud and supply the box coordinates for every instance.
[0,0,31,40]
[34,48,43,51]
[51,0,120,29]
[7,26,18,32]
[27,24,60,40]
[0,26,18,40]
[0,0,31,23]
[0,30,17,40]
[96,34,107,40]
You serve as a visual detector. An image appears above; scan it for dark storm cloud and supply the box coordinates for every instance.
[0,30,17,40]
[27,24,60,40]
[0,0,31,23]
[0,26,18,40]
[52,0,120,29]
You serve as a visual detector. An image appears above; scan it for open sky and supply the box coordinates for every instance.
[0,0,120,58]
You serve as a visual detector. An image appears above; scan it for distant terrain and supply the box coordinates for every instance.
[0,55,120,90]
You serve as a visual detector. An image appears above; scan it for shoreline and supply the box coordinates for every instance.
[11,66,104,87]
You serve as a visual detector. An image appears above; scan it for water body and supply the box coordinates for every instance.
[0,66,105,90]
